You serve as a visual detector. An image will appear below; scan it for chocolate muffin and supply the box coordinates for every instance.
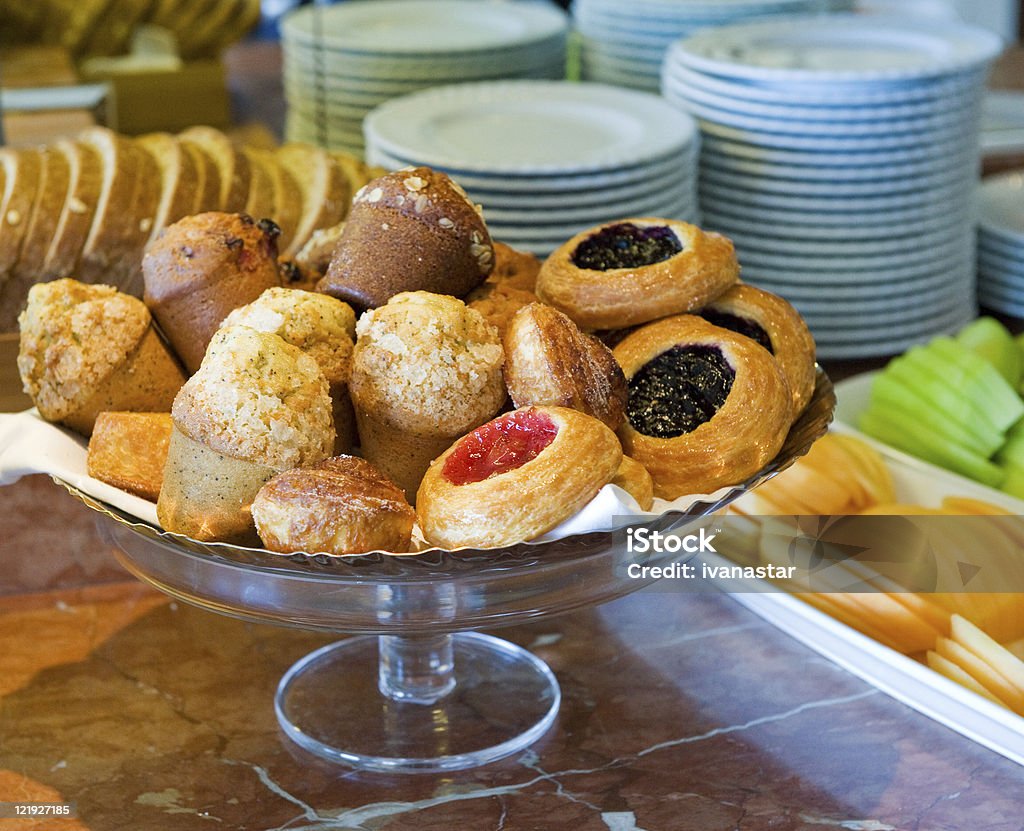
[317,167,493,309]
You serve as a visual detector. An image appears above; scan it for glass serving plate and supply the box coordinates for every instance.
[60,369,834,773]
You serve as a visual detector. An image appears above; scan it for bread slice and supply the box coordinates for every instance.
[0,149,42,289]
[136,132,199,247]
[119,141,162,296]
[43,139,102,281]
[1,148,72,331]
[255,150,302,253]
[277,142,351,258]
[241,147,276,223]
[178,126,250,211]
[181,0,240,59]
[77,127,160,294]
[178,138,222,214]
[207,0,262,55]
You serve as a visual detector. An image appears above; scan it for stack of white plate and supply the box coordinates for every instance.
[281,0,568,157]
[572,0,852,93]
[977,171,1024,317]
[661,15,1003,359]
[364,81,700,257]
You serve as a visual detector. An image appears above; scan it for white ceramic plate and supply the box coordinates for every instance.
[662,56,987,106]
[699,147,977,184]
[742,258,973,296]
[724,223,966,257]
[672,92,979,138]
[487,199,697,241]
[365,145,696,194]
[699,163,970,198]
[282,1,567,55]
[695,114,980,152]
[701,205,967,240]
[734,237,969,273]
[365,80,697,175]
[699,175,975,213]
[673,14,1003,83]
[979,230,1024,260]
[663,64,982,119]
[699,133,981,168]
[700,192,972,228]
[481,181,693,224]
[978,248,1024,275]
[978,171,1024,242]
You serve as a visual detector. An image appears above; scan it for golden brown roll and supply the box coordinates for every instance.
[158,325,335,544]
[142,211,282,373]
[17,279,185,436]
[350,291,506,500]
[318,167,493,309]
[417,406,622,549]
[697,284,816,415]
[613,315,792,499]
[503,302,627,430]
[252,456,416,555]
[536,218,739,330]
[490,241,541,292]
[87,411,173,501]
[220,287,357,454]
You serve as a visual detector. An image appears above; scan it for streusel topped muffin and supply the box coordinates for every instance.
[350,291,505,499]
[18,279,184,434]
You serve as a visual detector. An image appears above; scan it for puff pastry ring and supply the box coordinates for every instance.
[416,406,622,549]
[536,218,739,330]
[699,283,816,416]
[613,315,792,499]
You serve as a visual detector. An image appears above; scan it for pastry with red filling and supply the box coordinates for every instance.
[416,405,622,549]
[614,316,792,499]
[536,218,739,331]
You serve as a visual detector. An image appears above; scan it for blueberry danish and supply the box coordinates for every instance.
[613,316,792,499]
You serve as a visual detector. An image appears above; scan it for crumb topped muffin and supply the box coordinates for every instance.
[350,291,505,499]
[172,325,334,471]
[352,291,504,435]
[18,279,184,433]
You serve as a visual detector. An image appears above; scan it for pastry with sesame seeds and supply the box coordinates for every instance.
[349,291,506,501]
[318,166,494,310]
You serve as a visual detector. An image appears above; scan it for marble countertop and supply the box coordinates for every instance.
[2,475,1024,830]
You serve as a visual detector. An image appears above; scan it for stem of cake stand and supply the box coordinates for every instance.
[274,618,561,772]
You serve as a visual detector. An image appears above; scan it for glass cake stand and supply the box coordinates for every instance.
[66,370,833,773]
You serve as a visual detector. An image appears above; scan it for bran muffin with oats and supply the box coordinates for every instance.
[157,325,335,545]
[349,291,505,501]
[318,167,494,309]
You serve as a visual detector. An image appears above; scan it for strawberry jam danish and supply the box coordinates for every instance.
[536,218,739,331]
[416,406,622,549]
[613,316,792,500]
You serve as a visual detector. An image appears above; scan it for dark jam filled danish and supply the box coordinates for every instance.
[536,218,739,331]
[697,284,816,416]
[613,316,793,499]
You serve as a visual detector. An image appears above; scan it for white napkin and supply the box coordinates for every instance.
[0,409,160,526]
[0,410,721,544]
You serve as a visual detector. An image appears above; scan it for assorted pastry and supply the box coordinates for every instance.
[16,164,818,556]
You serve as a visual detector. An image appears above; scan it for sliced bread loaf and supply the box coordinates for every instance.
[277,143,351,258]
[0,149,42,286]
[136,132,200,247]
[241,147,276,223]
[43,139,102,281]
[178,138,222,214]
[178,126,250,211]
[258,150,303,253]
